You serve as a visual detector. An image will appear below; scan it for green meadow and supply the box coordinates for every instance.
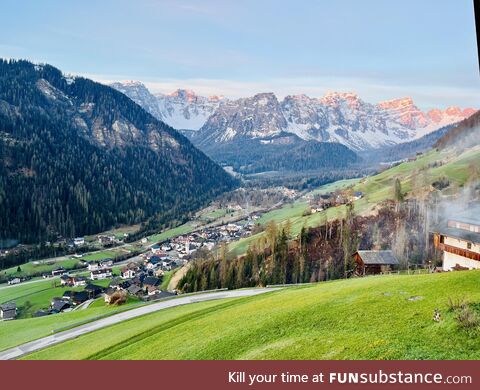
[22,270,480,360]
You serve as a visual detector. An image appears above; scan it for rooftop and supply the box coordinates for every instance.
[0,302,16,311]
[354,250,399,265]
[432,226,480,244]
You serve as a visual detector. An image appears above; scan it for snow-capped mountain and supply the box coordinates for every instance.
[111,81,476,151]
[155,89,223,131]
[110,81,223,131]
[194,93,288,145]
[198,91,476,150]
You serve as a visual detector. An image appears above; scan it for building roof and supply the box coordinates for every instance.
[104,287,117,296]
[127,285,143,295]
[84,284,103,292]
[73,291,88,301]
[51,300,69,312]
[354,250,399,265]
[0,302,16,311]
[432,226,480,244]
[143,276,161,286]
[62,290,74,298]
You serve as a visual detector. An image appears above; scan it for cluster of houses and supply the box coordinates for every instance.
[30,258,177,318]
[154,221,256,260]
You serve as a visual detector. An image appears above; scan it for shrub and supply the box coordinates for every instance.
[447,296,467,312]
[109,291,127,306]
[455,306,480,330]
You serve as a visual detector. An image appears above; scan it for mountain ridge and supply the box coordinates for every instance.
[111,81,476,151]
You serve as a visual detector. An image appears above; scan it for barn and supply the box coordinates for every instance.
[353,250,399,276]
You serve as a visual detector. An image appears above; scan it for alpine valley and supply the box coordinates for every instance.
[111,81,476,173]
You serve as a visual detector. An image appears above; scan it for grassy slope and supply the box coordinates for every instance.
[229,148,479,257]
[23,271,480,360]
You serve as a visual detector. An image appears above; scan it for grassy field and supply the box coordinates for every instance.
[81,248,127,261]
[305,178,362,197]
[147,223,195,243]
[198,208,230,222]
[21,270,480,360]
[2,258,81,279]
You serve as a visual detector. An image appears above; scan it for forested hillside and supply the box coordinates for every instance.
[199,133,360,174]
[0,60,237,243]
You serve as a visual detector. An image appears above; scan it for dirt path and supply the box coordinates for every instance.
[167,263,191,291]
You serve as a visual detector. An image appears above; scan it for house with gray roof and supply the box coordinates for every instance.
[353,250,399,276]
[0,302,17,320]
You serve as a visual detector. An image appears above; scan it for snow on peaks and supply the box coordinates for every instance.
[121,80,146,87]
[319,91,361,109]
[168,89,198,102]
[377,97,416,110]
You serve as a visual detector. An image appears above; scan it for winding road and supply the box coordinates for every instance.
[0,287,278,360]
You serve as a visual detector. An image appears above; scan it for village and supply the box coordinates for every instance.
[0,214,263,320]
[2,168,480,323]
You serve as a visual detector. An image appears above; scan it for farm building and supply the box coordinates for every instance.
[0,302,17,320]
[353,250,399,276]
[432,210,480,271]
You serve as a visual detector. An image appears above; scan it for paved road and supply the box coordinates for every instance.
[0,288,278,360]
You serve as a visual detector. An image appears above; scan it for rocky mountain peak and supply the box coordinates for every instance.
[168,89,198,102]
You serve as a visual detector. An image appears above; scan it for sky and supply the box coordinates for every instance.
[0,0,479,109]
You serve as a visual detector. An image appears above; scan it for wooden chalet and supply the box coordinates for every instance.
[353,250,399,276]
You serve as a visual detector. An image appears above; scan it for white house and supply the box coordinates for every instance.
[73,237,85,246]
[90,267,113,280]
[433,211,480,271]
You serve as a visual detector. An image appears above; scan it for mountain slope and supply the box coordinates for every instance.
[0,60,237,243]
[359,123,454,163]
[435,110,480,150]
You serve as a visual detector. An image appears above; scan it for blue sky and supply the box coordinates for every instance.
[1,0,479,109]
